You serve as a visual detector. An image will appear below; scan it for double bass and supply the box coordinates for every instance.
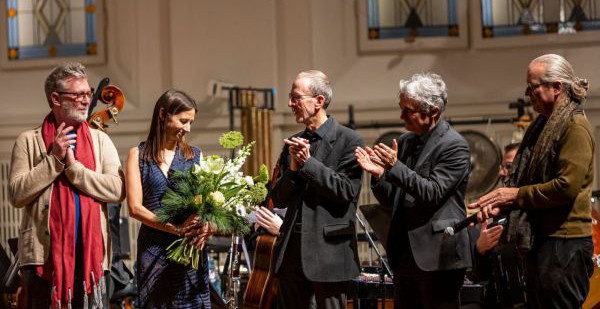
[87,78,125,130]
[86,79,135,309]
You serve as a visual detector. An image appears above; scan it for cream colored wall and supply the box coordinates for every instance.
[1,0,600,271]
[0,0,599,177]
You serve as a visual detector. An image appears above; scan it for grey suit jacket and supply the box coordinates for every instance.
[272,118,364,282]
[372,119,472,271]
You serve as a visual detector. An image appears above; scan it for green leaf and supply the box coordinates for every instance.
[219,131,245,149]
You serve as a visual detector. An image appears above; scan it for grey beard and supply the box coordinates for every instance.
[65,108,88,124]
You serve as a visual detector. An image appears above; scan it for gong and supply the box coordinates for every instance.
[460,130,502,201]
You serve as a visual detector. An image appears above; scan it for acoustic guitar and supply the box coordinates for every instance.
[243,165,280,309]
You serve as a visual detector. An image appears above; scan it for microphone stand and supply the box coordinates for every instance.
[356,213,393,309]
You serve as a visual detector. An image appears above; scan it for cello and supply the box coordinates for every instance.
[243,165,280,309]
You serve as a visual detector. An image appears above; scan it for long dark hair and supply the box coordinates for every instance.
[141,89,197,163]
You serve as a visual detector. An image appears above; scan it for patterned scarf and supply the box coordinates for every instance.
[507,99,580,252]
[41,113,104,308]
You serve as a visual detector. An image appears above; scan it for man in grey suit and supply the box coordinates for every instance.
[355,72,471,309]
[271,70,364,309]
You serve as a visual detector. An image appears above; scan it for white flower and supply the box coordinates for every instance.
[202,156,225,174]
[243,176,254,187]
[235,204,247,217]
[209,191,225,206]
[191,163,202,174]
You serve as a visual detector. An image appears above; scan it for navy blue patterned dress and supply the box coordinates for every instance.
[136,143,211,308]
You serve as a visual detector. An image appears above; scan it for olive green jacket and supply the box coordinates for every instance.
[516,113,594,238]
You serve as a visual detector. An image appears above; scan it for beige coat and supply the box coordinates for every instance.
[9,126,125,270]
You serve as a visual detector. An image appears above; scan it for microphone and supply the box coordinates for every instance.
[444,208,511,236]
[444,212,479,236]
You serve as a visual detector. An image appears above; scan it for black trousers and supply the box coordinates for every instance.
[20,267,52,309]
[525,236,594,309]
[277,230,350,309]
[390,250,465,309]
[107,203,135,301]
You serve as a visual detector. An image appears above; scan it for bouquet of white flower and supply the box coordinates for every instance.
[156,131,269,269]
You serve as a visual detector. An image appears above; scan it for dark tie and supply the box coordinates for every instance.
[302,131,320,155]
[407,136,424,169]
[387,136,423,263]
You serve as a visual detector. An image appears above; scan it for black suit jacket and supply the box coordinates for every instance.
[372,119,472,271]
[272,118,364,282]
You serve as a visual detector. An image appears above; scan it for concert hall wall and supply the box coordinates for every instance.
[1,0,600,264]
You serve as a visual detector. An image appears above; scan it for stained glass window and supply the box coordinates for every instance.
[367,0,460,39]
[2,0,103,67]
[480,0,600,38]
[358,0,468,52]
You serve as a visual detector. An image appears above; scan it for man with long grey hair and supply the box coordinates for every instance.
[470,54,594,308]
[356,72,472,308]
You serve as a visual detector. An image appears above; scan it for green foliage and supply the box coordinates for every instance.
[157,131,267,269]
[218,131,245,149]
[258,164,269,183]
[248,182,268,205]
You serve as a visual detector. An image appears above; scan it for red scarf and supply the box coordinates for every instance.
[41,113,104,308]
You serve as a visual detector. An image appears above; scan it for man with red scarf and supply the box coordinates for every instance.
[9,62,125,308]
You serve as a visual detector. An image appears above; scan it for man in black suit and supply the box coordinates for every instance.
[355,72,472,309]
[270,70,364,309]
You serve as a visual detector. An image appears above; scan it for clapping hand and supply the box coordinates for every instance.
[373,139,398,170]
[355,139,398,178]
[284,137,310,171]
[355,146,385,178]
[51,122,75,162]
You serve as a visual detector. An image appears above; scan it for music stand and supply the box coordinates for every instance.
[358,204,394,309]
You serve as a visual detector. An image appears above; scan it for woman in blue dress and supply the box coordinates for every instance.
[126,89,213,308]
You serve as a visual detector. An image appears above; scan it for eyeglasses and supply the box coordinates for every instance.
[56,88,94,101]
[501,163,512,170]
[525,82,551,96]
[400,106,420,115]
[288,93,317,103]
